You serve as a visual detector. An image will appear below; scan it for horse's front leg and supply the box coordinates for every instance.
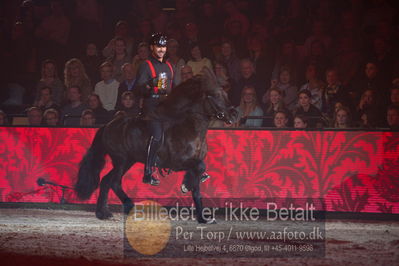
[186,160,215,224]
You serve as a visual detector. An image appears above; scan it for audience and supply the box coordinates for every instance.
[1,0,399,131]
[36,59,64,105]
[61,86,88,126]
[295,90,323,128]
[387,105,399,130]
[80,109,96,126]
[33,86,59,111]
[0,110,8,125]
[293,115,308,129]
[180,65,194,82]
[43,108,60,126]
[64,58,92,103]
[87,93,110,125]
[94,62,119,111]
[236,86,263,128]
[273,111,289,129]
[27,106,43,126]
[186,43,213,76]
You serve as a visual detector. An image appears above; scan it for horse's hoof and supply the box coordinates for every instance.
[96,209,113,220]
[181,183,189,194]
[198,217,216,224]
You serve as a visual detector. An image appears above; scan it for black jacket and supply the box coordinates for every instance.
[134,56,173,117]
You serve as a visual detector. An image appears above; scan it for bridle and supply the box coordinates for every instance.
[205,95,232,122]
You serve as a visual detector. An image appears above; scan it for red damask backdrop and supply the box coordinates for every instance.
[0,127,398,213]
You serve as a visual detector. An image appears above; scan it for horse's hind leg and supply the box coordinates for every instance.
[96,158,125,219]
[111,161,135,214]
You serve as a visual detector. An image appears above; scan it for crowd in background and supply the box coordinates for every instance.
[1,0,399,129]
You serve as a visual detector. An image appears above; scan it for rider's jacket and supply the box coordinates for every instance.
[134,55,174,118]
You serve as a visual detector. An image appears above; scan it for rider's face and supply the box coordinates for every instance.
[151,45,167,60]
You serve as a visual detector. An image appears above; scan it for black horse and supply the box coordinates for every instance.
[75,68,237,223]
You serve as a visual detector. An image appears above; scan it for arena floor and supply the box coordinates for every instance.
[0,208,398,266]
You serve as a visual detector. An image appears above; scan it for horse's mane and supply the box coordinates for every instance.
[156,76,205,118]
[155,67,220,121]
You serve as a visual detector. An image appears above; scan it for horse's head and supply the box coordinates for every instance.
[160,67,238,124]
[199,67,238,125]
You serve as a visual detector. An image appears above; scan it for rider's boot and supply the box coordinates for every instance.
[143,136,160,186]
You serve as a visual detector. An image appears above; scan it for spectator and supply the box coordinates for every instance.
[322,68,350,118]
[106,37,131,82]
[115,63,137,110]
[293,114,308,129]
[214,62,232,93]
[295,90,323,128]
[333,107,352,129]
[369,37,395,82]
[36,59,64,105]
[303,20,332,58]
[386,105,399,130]
[218,41,241,83]
[198,1,223,43]
[43,108,60,126]
[223,1,250,35]
[135,19,152,44]
[223,1,250,56]
[273,111,289,129]
[116,91,140,116]
[166,39,185,86]
[80,109,96,126]
[94,62,119,111]
[247,35,275,85]
[87,93,110,125]
[302,39,331,79]
[333,36,363,87]
[131,42,150,76]
[351,61,388,106]
[186,43,213,76]
[27,106,43,126]
[180,65,194,83]
[270,66,298,112]
[81,42,103,85]
[300,64,325,110]
[230,59,262,106]
[64,58,92,103]
[0,110,8,125]
[262,88,290,127]
[272,40,300,84]
[146,0,169,33]
[33,86,59,111]
[180,22,203,60]
[390,86,399,106]
[103,20,134,59]
[236,86,263,127]
[61,86,88,126]
[355,88,382,126]
[34,0,70,66]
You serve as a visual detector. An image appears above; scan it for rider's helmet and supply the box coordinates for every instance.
[150,33,168,47]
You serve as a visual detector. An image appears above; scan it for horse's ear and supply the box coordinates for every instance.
[200,66,219,92]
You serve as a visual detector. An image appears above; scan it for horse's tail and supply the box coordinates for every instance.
[75,127,106,200]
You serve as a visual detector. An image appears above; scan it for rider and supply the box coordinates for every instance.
[135,33,174,186]
[136,32,211,187]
